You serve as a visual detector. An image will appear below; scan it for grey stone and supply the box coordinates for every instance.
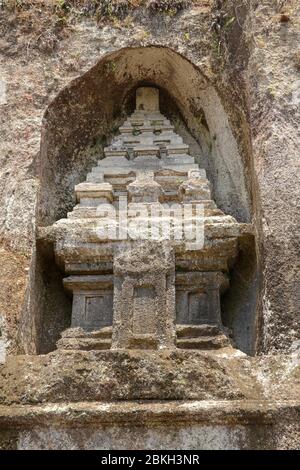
[112,241,176,350]
[63,276,114,332]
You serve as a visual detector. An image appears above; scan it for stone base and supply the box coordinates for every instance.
[57,327,112,351]
[176,324,230,349]
[0,401,300,449]
[57,324,230,351]
[0,349,299,449]
[1,350,299,404]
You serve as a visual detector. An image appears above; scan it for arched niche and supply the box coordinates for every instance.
[38,46,251,226]
[25,46,258,355]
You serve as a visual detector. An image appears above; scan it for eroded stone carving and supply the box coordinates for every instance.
[112,242,175,350]
[49,87,250,351]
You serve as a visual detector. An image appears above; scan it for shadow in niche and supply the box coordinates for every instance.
[221,235,259,356]
[34,241,72,354]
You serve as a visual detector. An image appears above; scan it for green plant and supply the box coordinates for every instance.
[224,16,235,28]
[132,126,141,136]
[105,61,117,74]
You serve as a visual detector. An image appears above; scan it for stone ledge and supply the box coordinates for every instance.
[0,401,299,429]
[1,350,299,405]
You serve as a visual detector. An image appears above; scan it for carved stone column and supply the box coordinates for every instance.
[112,241,176,350]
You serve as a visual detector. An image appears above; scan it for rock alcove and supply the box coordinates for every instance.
[20,47,258,356]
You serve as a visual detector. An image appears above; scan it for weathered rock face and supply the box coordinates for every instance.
[1,0,298,356]
[0,0,299,450]
[1,349,299,405]
[0,348,299,449]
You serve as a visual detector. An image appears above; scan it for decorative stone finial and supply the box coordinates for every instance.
[127,171,163,203]
[178,171,211,202]
[75,182,114,203]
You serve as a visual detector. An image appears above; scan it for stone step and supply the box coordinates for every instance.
[162,163,199,172]
[104,175,135,188]
[57,326,113,351]
[119,125,133,134]
[128,118,145,126]
[87,327,112,339]
[86,173,104,183]
[154,135,182,145]
[133,146,159,157]
[130,111,164,120]
[154,138,172,145]
[156,125,174,132]
[133,155,161,170]
[120,124,175,137]
[176,335,230,350]
[91,174,131,186]
[61,326,112,339]
[162,155,195,165]
[57,337,111,351]
[139,126,154,133]
[92,167,133,176]
[123,136,142,145]
[97,156,130,168]
[104,148,128,157]
[176,324,222,338]
[167,144,189,155]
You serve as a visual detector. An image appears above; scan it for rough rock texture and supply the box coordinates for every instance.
[0,349,299,404]
[0,348,299,449]
[0,0,299,355]
[0,0,299,450]
[246,1,300,353]
[0,401,299,450]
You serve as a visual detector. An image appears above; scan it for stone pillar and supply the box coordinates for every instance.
[112,241,176,350]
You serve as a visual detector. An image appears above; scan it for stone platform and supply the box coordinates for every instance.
[0,349,299,404]
[0,400,300,450]
[56,324,230,351]
[0,350,299,449]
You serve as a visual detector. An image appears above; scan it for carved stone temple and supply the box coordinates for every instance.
[2,5,300,450]
[51,87,247,352]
